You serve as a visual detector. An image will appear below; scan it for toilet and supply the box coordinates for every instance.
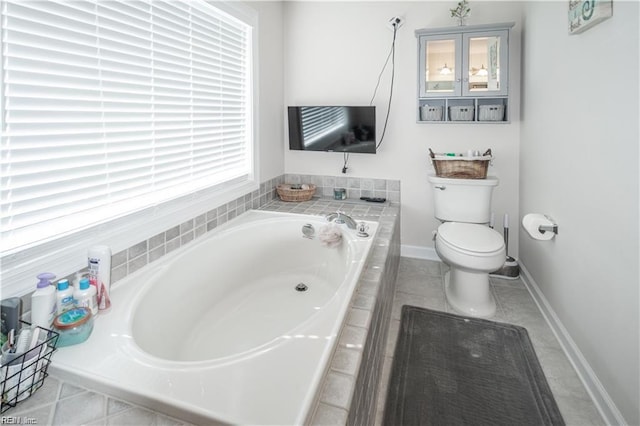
[428,174,506,317]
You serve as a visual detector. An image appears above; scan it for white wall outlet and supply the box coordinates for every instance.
[388,16,404,30]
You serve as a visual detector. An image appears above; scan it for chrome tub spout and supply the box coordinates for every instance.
[325,211,357,229]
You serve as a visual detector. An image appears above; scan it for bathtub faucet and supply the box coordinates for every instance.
[326,211,357,229]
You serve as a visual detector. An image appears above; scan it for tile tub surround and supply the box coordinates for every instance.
[4,197,401,424]
[15,174,399,318]
[373,258,605,426]
[260,198,401,425]
[284,174,401,204]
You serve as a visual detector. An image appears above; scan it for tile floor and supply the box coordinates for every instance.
[374,257,605,426]
[0,376,190,425]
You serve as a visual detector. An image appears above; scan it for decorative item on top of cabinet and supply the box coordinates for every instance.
[415,22,514,123]
[450,0,471,26]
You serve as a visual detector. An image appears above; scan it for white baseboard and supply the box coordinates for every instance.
[400,244,440,261]
[519,263,627,426]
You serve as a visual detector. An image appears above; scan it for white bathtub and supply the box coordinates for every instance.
[50,210,377,425]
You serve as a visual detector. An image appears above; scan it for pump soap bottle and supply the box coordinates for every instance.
[56,279,74,315]
[31,273,57,328]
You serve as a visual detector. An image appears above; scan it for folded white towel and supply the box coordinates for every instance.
[318,224,343,248]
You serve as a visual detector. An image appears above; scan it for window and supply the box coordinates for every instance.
[1,0,256,255]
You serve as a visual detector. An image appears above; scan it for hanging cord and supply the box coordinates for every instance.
[369,37,394,106]
[369,23,398,151]
[343,22,397,174]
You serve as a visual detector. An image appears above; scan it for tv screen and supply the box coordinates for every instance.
[287,106,376,154]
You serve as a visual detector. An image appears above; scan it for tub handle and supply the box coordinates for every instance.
[302,223,315,239]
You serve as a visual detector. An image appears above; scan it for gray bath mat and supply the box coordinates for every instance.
[384,306,564,426]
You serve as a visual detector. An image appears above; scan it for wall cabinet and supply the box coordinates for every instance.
[415,22,514,123]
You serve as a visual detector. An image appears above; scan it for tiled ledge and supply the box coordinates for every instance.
[284,174,400,204]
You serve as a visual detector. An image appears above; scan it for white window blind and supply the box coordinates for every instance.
[300,106,347,146]
[1,0,253,254]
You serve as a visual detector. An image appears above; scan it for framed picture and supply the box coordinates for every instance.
[569,0,613,34]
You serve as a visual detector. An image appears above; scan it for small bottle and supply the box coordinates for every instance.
[88,246,112,313]
[31,273,57,328]
[74,277,98,316]
[56,279,74,315]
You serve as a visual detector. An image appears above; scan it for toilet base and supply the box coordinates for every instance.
[444,269,496,318]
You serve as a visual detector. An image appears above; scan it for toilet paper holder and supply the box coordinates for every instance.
[538,215,558,235]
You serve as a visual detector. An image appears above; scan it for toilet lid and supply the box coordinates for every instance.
[437,222,504,253]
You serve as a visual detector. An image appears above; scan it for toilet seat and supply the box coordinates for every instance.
[437,222,504,256]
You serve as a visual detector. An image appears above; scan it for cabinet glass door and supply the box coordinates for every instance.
[419,36,461,97]
[463,30,508,96]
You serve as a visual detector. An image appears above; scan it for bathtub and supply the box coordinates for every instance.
[50,210,378,425]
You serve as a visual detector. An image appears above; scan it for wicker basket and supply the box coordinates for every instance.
[429,148,492,179]
[276,184,316,202]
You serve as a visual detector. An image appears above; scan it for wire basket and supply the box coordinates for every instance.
[429,148,492,179]
[276,184,316,202]
[1,323,59,413]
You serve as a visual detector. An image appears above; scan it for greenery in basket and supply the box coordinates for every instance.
[450,0,471,25]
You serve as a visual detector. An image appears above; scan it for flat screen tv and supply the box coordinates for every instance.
[287,106,376,154]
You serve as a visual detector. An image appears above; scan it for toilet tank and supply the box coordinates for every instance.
[428,174,499,223]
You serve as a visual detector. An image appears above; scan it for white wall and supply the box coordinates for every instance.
[520,1,639,424]
[248,1,286,182]
[283,1,523,258]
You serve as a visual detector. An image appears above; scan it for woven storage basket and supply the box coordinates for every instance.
[449,105,475,121]
[429,148,492,179]
[478,104,505,121]
[276,184,316,202]
[420,105,443,121]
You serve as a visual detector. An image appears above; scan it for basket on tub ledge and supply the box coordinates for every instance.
[429,148,492,179]
[1,323,59,413]
[276,183,316,202]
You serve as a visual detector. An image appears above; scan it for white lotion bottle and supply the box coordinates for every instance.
[88,245,112,313]
[74,277,98,316]
[31,273,57,328]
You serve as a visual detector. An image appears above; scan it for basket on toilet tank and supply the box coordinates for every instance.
[429,148,492,179]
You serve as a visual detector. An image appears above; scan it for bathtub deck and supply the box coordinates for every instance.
[1,197,399,425]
